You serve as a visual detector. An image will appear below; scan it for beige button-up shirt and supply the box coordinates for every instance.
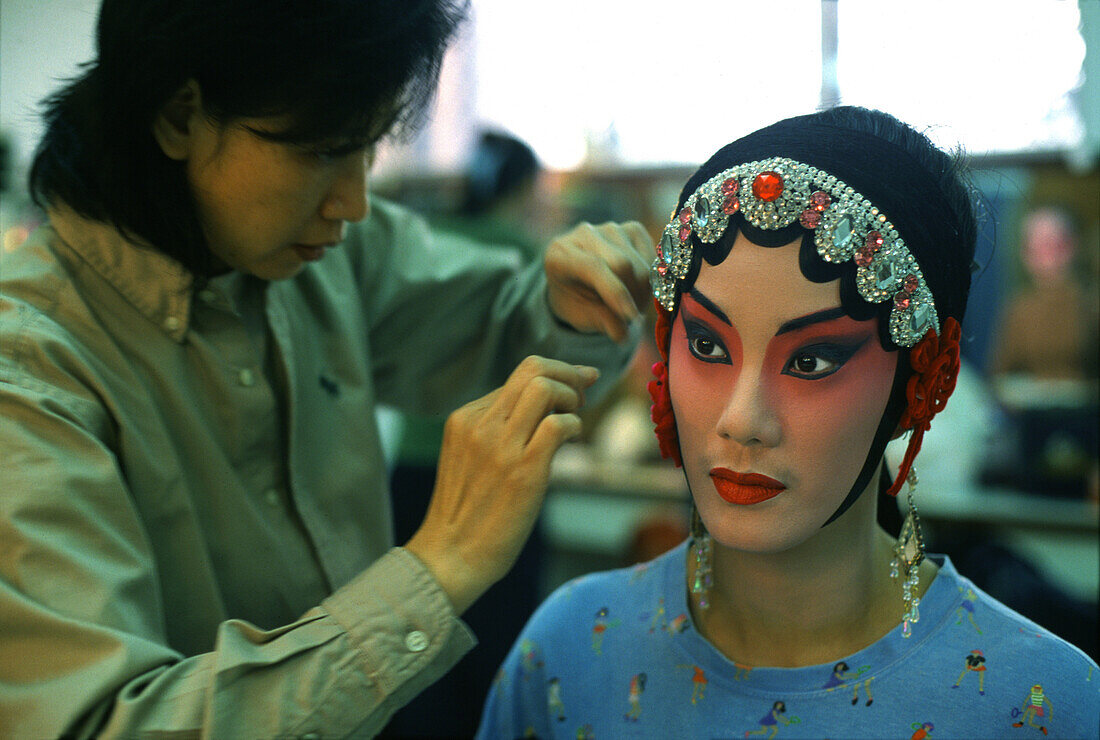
[0,200,635,738]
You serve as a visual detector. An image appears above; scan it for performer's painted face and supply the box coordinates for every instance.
[668,230,897,552]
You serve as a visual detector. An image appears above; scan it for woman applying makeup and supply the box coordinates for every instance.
[478,107,1099,739]
[0,2,655,736]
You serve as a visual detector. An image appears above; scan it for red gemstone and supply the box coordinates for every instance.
[904,274,920,293]
[854,246,875,268]
[679,208,693,225]
[865,231,884,250]
[657,262,668,276]
[810,190,831,211]
[752,171,784,202]
[722,195,740,215]
[721,178,740,195]
[894,291,911,310]
[799,209,822,229]
[678,225,691,242]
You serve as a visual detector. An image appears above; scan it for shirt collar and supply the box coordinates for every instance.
[49,205,196,342]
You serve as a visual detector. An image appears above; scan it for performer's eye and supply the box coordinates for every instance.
[685,321,729,363]
[782,340,865,380]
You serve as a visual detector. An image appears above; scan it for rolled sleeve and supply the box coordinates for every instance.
[322,547,476,734]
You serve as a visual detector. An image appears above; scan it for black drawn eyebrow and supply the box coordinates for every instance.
[686,289,730,326]
[775,307,848,336]
[688,290,847,337]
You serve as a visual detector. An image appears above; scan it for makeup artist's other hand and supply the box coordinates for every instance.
[405,356,598,615]
[545,221,654,342]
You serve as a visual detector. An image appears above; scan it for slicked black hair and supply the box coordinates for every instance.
[29,0,468,276]
[672,106,976,350]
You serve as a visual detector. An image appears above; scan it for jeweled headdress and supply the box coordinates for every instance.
[650,110,974,615]
[651,156,938,348]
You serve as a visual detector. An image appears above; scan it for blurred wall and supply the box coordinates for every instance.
[0,0,99,184]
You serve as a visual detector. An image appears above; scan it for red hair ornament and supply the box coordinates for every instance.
[647,300,681,467]
[885,316,962,498]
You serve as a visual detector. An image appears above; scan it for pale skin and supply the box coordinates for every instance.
[673,232,937,668]
[153,81,654,615]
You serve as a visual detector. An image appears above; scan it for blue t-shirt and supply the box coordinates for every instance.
[478,542,1099,739]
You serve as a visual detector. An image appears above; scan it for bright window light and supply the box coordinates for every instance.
[472,0,823,169]
[836,0,1085,155]
[380,0,1088,173]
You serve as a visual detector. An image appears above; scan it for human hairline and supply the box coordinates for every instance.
[670,223,894,353]
[661,107,978,357]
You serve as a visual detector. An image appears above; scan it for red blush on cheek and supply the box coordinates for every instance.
[774,334,899,429]
[667,308,744,415]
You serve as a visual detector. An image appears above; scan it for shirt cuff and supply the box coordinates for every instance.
[322,547,476,712]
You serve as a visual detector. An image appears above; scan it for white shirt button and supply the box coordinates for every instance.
[163,316,181,331]
[301,734,320,740]
[237,368,256,387]
[263,489,280,507]
[404,630,429,653]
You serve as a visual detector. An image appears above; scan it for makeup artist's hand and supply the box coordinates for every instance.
[405,356,598,615]
[544,221,654,342]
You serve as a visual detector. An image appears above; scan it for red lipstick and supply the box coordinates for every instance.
[709,468,785,505]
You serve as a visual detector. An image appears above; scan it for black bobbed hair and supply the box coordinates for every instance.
[29,0,469,277]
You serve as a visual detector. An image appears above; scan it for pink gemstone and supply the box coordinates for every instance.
[678,225,691,242]
[894,291,911,310]
[722,195,740,215]
[657,262,668,276]
[721,178,739,195]
[810,190,831,211]
[904,274,920,293]
[865,231,884,250]
[752,171,784,202]
[679,208,693,225]
[854,246,875,268]
[799,209,822,229]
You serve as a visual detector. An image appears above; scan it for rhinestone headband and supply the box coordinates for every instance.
[651,156,939,348]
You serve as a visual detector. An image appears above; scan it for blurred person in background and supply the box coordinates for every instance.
[991,206,1098,381]
[0,0,654,737]
[986,207,1098,502]
[448,129,554,254]
[478,107,1099,739]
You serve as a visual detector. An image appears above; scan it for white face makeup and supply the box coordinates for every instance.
[668,231,898,554]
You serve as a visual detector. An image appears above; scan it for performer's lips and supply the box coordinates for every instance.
[709,468,785,505]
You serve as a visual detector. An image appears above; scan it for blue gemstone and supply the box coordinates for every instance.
[874,259,898,290]
[832,215,853,249]
[695,196,710,229]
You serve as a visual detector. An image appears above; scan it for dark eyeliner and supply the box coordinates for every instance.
[683,319,729,364]
[783,338,868,379]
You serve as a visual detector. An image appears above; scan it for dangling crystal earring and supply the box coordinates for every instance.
[690,506,713,609]
[890,467,925,638]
